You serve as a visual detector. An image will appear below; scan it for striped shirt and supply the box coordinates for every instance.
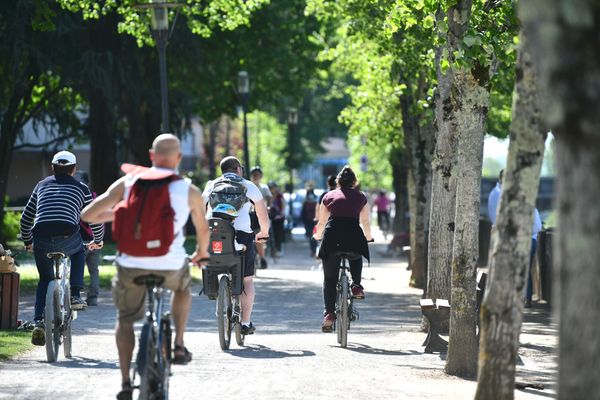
[20,174,104,245]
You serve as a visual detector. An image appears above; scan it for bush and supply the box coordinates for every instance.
[2,210,20,242]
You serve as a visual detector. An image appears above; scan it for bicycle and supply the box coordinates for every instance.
[131,274,172,400]
[333,252,360,348]
[334,240,373,348]
[44,252,74,362]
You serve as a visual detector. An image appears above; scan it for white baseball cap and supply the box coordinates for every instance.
[51,150,77,166]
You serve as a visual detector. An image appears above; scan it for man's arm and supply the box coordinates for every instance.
[81,177,126,224]
[188,184,210,265]
[254,198,270,239]
[20,186,38,250]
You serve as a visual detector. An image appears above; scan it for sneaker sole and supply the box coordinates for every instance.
[352,296,365,300]
[71,304,87,311]
[321,325,334,333]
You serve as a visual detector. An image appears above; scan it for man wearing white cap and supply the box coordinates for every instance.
[20,150,104,346]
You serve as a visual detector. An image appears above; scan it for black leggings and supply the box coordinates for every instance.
[322,255,363,314]
[271,218,285,251]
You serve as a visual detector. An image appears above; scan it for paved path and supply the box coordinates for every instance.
[0,233,557,399]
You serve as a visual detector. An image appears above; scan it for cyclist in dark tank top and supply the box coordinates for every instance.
[313,166,373,332]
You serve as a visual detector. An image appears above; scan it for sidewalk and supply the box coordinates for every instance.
[0,231,557,399]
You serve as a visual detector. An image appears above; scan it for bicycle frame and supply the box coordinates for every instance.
[135,278,171,400]
[45,252,73,362]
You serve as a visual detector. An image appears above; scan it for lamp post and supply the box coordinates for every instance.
[238,71,251,177]
[137,0,182,133]
[287,108,298,216]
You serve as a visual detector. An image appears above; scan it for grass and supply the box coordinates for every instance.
[0,331,34,361]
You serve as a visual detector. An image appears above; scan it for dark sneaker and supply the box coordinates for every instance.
[86,296,98,306]
[322,312,335,333]
[31,320,45,346]
[71,296,88,311]
[351,284,365,300]
[260,258,268,269]
[241,322,256,335]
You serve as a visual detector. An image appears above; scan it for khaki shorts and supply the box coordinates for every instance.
[112,264,191,323]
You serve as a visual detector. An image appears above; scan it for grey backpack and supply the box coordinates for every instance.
[209,174,249,211]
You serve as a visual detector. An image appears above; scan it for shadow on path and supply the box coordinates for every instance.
[227,344,315,359]
[333,343,421,357]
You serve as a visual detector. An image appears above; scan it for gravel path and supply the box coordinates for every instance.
[0,233,557,399]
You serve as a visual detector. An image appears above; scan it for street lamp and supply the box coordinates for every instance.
[287,107,298,195]
[237,71,251,177]
[136,0,182,133]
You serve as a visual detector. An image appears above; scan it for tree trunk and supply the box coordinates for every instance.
[520,1,600,399]
[400,88,434,290]
[427,1,473,302]
[88,90,119,194]
[446,70,490,377]
[390,147,409,234]
[0,70,36,242]
[428,62,457,302]
[475,28,545,400]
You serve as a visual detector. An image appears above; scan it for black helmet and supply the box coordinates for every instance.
[250,166,262,175]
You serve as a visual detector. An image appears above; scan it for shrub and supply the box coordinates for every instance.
[2,210,20,242]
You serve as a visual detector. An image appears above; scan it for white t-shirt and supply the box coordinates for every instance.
[202,173,263,233]
[117,168,191,270]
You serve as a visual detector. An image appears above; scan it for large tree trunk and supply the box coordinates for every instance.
[88,90,119,193]
[400,87,434,289]
[390,147,409,234]
[445,69,490,377]
[0,68,36,242]
[427,1,473,302]
[475,28,545,400]
[520,1,600,399]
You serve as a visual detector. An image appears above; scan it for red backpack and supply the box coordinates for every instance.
[112,169,181,257]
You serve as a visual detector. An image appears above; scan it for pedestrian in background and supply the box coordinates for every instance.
[301,193,318,257]
[75,171,102,306]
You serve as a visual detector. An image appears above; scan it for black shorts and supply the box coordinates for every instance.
[236,231,256,277]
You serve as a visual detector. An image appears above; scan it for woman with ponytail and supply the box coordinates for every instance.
[313,166,372,332]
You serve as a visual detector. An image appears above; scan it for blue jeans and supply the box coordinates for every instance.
[84,247,100,298]
[33,233,85,320]
[526,238,537,301]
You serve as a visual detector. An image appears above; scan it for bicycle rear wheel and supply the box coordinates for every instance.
[137,323,158,400]
[159,314,172,399]
[234,301,244,346]
[63,283,72,358]
[217,276,232,350]
[336,274,349,348]
[44,280,60,362]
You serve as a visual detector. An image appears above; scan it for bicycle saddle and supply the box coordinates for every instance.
[46,252,66,259]
[134,274,165,287]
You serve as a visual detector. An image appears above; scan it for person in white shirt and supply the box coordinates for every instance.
[250,166,272,269]
[487,169,542,307]
[202,157,270,334]
[81,134,210,399]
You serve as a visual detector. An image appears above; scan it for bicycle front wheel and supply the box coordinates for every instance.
[217,276,232,350]
[337,274,349,348]
[63,283,72,358]
[44,280,60,362]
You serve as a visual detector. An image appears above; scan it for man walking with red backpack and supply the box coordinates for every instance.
[81,134,210,400]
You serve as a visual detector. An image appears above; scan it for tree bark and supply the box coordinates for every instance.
[475,28,545,400]
[400,87,434,290]
[0,67,37,242]
[88,90,119,194]
[427,1,473,302]
[390,147,409,234]
[445,69,490,377]
[520,1,600,399]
